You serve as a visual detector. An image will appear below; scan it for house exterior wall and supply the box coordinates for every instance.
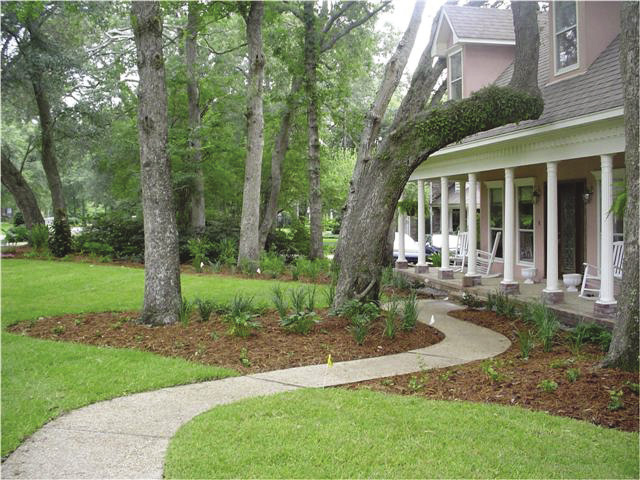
[476,154,625,282]
[463,44,515,97]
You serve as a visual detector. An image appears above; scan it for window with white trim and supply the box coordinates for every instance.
[516,181,535,264]
[487,182,503,259]
[554,1,578,72]
[449,50,462,100]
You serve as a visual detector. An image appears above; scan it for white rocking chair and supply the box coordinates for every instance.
[475,231,501,277]
[451,231,469,272]
[579,241,624,299]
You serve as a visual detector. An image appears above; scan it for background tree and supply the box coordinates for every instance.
[1,146,45,228]
[602,0,639,372]
[131,0,182,325]
[334,1,544,307]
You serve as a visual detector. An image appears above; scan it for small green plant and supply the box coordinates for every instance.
[524,302,559,352]
[289,287,308,314]
[517,329,534,360]
[408,375,424,392]
[179,297,193,326]
[566,368,581,382]
[239,348,251,368]
[238,257,256,275]
[306,286,317,312]
[461,292,484,309]
[280,311,320,334]
[384,298,399,339]
[187,238,211,272]
[428,252,442,267]
[194,298,216,322]
[485,291,497,312]
[401,292,418,331]
[29,224,50,252]
[210,330,220,341]
[224,311,261,338]
[350,314,371,345]
[439,370,454,382]
[271,285,289,319]
[323,282,336,307]
[538,379,558,393]
[569,325,586,355]
[337,299,380,322]
[624,381,639,394]
[494,291,517,318]
[482,362,505,383]
[608,389,624,411]
[74,318,84,326]
[570,323,612,352]
[217,238,237,266]
[380,266,394,287]
[51,325,65,335]
[550,358,575,369]
[229,294,257,316]
[259,251,286,278]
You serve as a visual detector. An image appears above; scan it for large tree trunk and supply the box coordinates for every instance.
[334,1,543,307]
[601,1,639,371]
[258,76,303,249]
[1,149,45,228]
[132,0,182,325]
[237,1,265,265]
[186,2,205,234]
[338,0,426,264]
[31,73,66,214]
[304,2,324,260]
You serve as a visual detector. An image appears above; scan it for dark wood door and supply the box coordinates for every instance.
[545,180,586,277]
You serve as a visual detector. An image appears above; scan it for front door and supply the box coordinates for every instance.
[545,180,586,277]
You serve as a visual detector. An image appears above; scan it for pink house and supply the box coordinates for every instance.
[406,2,625,317]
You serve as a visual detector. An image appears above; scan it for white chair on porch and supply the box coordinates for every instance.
[476,231,501,277]
[579,241,624,299]
[451,231,469,272]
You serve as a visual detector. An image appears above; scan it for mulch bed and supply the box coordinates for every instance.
[343,308,639,432]
[8,309,443,374]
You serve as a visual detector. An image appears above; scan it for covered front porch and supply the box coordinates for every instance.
[397,112,626,320]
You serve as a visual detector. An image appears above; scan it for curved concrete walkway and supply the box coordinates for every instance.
[2,300,510,479]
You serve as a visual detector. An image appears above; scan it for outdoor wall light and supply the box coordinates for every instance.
[532,188,541,204]
[583,188,594,204]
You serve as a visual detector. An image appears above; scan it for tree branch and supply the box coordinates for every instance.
[201,36,247,56]
[320,1,391,53]
[322,1,356,34]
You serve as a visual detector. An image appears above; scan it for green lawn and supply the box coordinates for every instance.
[165,388,639,479]
[1,259,322,457]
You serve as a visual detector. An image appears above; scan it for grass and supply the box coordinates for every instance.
[165,389,639,479]
[1,259,325,457]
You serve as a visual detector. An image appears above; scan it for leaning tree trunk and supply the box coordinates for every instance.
[304,2,324,260]
[338,0,426,264]
[334,1,543,307]
[258,76,303,249]
[237,1,265,266]
[132,0,182,325]
[601,0,639,372]
[186,2,205,234]
[31,72,66,214]
[1,150,45,228]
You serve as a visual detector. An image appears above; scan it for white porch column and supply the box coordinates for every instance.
[463,173,480,286]
[396,192,408,269]
[595,154,617,315]
[439,177,453,279]
[500,168,519,293]
[542,162,563,303]
[459,181,466,233]
[416,180,428,273]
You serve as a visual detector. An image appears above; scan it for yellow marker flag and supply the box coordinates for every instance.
[327,354,333,368]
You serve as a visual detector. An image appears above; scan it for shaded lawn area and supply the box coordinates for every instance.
[165,388,639,479]
[1,259,324,457]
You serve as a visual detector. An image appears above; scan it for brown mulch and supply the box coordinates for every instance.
[343,308,639,432]
[8,309,443,374]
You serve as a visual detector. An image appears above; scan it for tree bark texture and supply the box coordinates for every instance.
[602,1,639,371]
[304,2,324,260]
[186,2,205,234]
[132,0,182,325]
[31,73,66,214]
[339,0,426,263]
[258,76,303,249]
[237,1,265,265]
[1,149,45,228]
[333,2,543,307]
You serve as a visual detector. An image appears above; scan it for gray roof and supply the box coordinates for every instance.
[443,5,515,42]
[457,14,622,143]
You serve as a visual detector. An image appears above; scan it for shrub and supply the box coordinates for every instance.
[81,241,114,257]
[428,252,442,267]
[289,287,308,314]
[259,251,286,278]
[461,292,484,309]
[5,225,29,244]
[271,285,289,319]
[522,302,559,352]
[517,330,534,360]
[74,213,145,260]
[294,257,330,282]
[570,323,612,352]
[323,283,336,307]
[13,211,24,226]
[187,238,212,272]
[485,291,497,312]
[194,298,216,322]
[566,368,581,382]
[538,379,558,393]
[350,314,371,345]
[384,298,399,339]
[401,292,418,331]
[337,299,380,322]
[48,211,72,258]
[494,291,517,318]
[28,224,49,251]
